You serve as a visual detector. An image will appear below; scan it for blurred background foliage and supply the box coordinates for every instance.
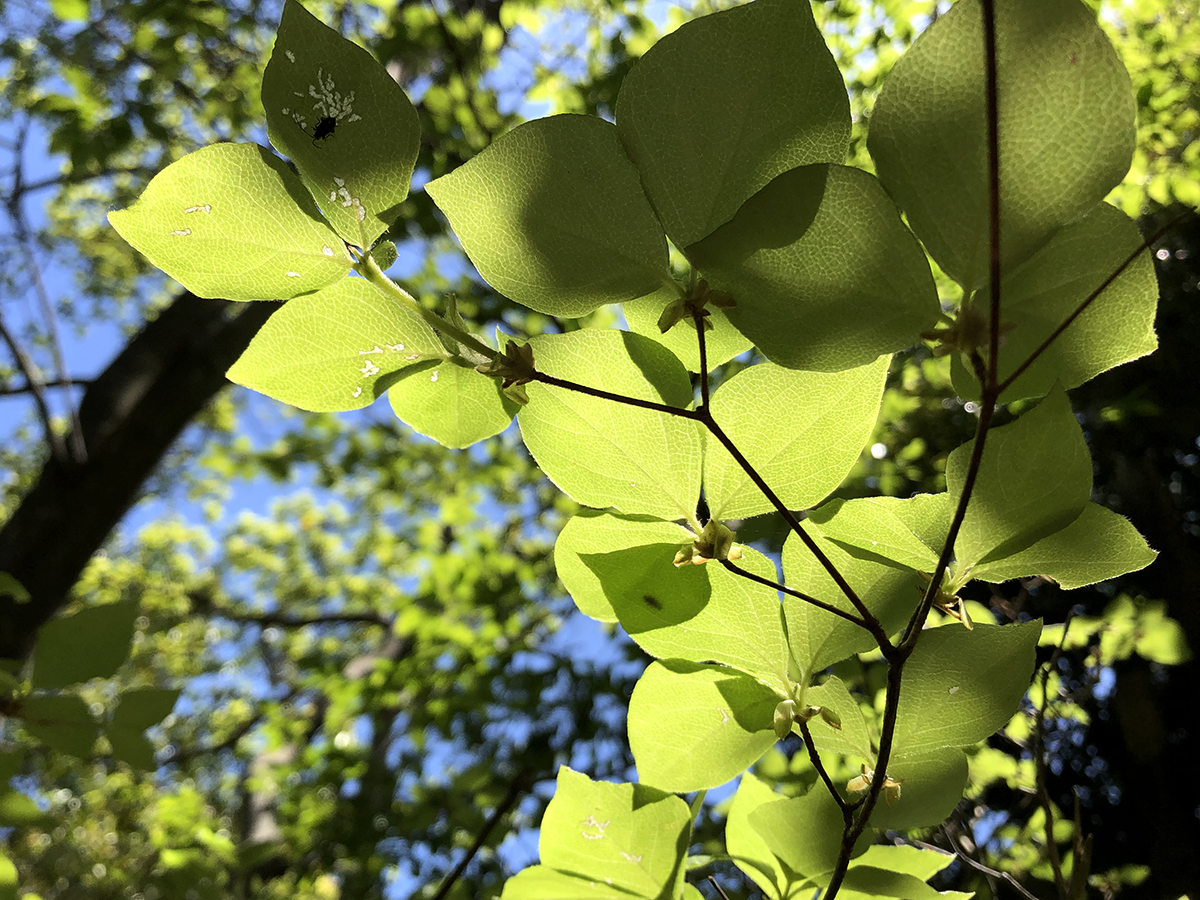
[0,1,1196,898]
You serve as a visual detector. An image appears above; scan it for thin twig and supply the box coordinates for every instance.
[720,559,866,628]
[531,371,703,421]
[693,307,711,412]
[997,213,1187,394]
[0,315,67,462]
[429,770,534,900]
[941,825,1045,900]
[701,412,889,649]
[707,875,734,900]
[1033,615,1075,900]
[4,119,86,462]
[0,377,95,397]
[798,721,850,817]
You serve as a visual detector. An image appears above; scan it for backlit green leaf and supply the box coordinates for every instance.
[624,287,752,373]
[388,361,518,449]
[555,510,696,623]
[108,143,352,301]
[868,0,1135,289]
[558,515,788,688]
[894,621,1041,756]
[32,601,138,689]
[629,661,779,792]
[726,773,793,900]
[783,531,915,675]
[537,768,690,898]
[616,0,849,247]
[865,747,970,831]
[952,203,1158,401]
[806,498,940,572]
[427,115,670,317]
[519,330,701,520]
[687,166,939,371]
[805,676,874,763]
[227,278,446,412]
[826,864,972,900]
[262,0,420,246]
[748,788,857,879]
[948,387,1091,570]
[704,357,890,520]
[971,502,1156,588]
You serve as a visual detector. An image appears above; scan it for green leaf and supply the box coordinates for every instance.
[948,387,1091,571]
[49,0,88,22]
[0,573,29,603]
[804,676,875,763]
[726,773,793,900]
[616,0,849,247]
[824,864,972,900]
[704,357,890,520]
[623,287,752,373]
[108,143,352,301]
[427,115,669,318]
[112,687,180,731]
[868,0,1135,290]
[557,514,789,688]
[807,498,941,571]
[952,203,1158,401]
[106,687,179,769]
[629,661,779,792]
[686,165,939,372]
[226,278,446,412]
[865,747,970,831]
[536,768,690,898]
[518,330,701,520]
[0,789,54,827]
[32,601,138,688]
[971,502,1156,589]
[0,852,14,900]
[748,788,857,879]
[555,510,696,623]
[782,531,916,675]
[20,694,100,758]
[262,0,420,246]
[388,361,518,449]
[500,867,645,899]
[851,844,956,883]
[894,621,1041,755]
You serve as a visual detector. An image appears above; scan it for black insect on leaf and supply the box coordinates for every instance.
[643,595,662,611]
[311,115,337,146]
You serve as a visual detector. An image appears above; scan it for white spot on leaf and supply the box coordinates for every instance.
[170,229,191,236]
[949,685,961,695]
[351,387,362,398]
[360,360,380,377]
[183,205,211,214]
[619,852,642,863]
[430,370,439,383]
[285,50,296,62]
[359,347,382,355]
[719,708,729,724]
[286,271,301,278]
[404,353,419,361]
[322,246,335,257]
[387,344,405,352]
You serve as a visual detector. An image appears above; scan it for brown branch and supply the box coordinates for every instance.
[429,769,536,900]
[0,377,96,396]
[0,293,279,662]
[720,559,865,628]
[799,720,850,818]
